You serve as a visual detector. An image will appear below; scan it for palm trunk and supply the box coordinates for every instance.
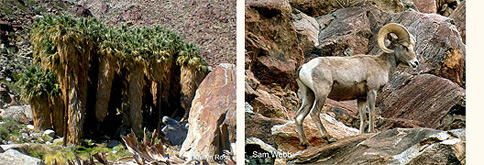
[51,95,64,136]
[30,96,52,131]
[127,62,145,134]
[63,64,69,146]
[66,74,85,145]
[95,56,115,122]
[179,65,204,121]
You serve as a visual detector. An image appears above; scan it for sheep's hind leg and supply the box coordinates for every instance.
[310,95,331,141]
[295,80,314,147]
[357,99,367,134]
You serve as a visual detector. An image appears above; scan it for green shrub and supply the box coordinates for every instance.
[15,64,60,102]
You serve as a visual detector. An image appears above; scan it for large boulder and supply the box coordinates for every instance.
[316,3,381,57]
[271,113,359,154]
[249,88,290,119]
[0,149,44,165]
[245,0,304,89]
[288,128,465,164]
[245,107,287,147]
[245,71,297,120]
[0,105,32,124]
[324,99,359,128]
[292,8,319,54]
[161,116,188,146]
[316,2,466,87]
[377,74,465,130]
[179,63,236,161]
[381,11,466,88]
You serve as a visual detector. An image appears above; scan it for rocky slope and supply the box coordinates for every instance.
[72,0,236,68]
[245,0,466,164]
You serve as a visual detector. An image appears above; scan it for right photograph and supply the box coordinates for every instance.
[245,0,466,164]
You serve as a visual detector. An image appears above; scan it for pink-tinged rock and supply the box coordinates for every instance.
[377,74,465,130]
[292,8,320,54]
[271,113,359,154]
[179,63,236,161]
[246,0,304,89]
[412,0,437,13]
[288,128,465,164]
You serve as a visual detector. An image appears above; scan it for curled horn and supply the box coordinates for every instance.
[377,23,411,53]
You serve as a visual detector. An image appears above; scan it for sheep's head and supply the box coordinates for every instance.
[377,23,419,68]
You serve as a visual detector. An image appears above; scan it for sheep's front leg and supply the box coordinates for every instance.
[357,99,367,134]
[367,90,377,133]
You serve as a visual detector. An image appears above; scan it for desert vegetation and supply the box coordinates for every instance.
[24,14,208,145]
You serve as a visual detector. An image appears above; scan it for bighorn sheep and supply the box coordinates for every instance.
[295,23,418,147]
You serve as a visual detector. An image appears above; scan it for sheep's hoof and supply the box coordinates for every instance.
[300,142,308,148]
[328,138,337,143]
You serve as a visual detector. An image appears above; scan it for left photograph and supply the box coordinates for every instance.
[0,0,235,164]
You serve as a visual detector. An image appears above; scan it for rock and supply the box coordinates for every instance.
[412,0,437,13]
[22,133,29,140]
[292,8,320,54]
[42,129,55,137]
[289,0,364,17]
[378,118,424,130]
[316,2,465,86]
[245,71,260,91]
[68,5,93,18]
[288,0,333,17]
[316,3,378,57]
[0,149,44,165]
[245,70,296,120]
[246,137,278,154]
[245,110,287,147]
[161,116,188,146]
[0,84,14,108]
[250,88,290,119]
[271,114,359,153]
[377,74,465,130]
[245,102,254,113]
[0,105,32,124]
[179,64,236,161]
[106,140,119,148]
[31,133,42,139]
[27,125,34,130]
[324,99,358,128]
[0,144,29,153]
[288,128,465,164]
[246,0,304,89]
[449,0,465,43]
[119,4,142,23]
[245,137,279,164]
[53,137,63,145]
[368,0,417,13]
[383,11,466,87]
